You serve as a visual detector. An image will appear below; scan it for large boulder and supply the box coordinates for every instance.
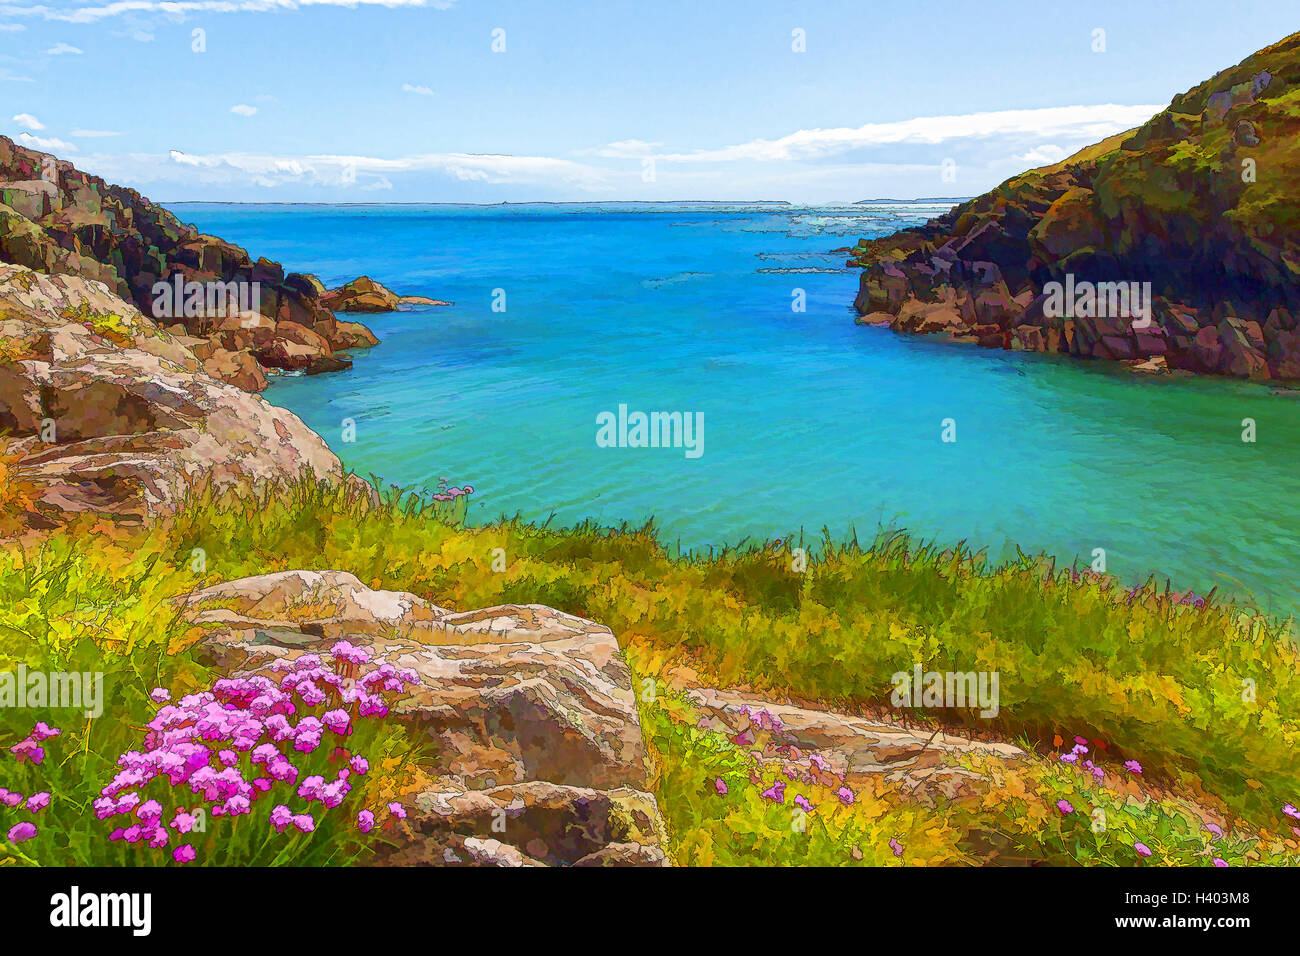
[181,570,667,867]
[0,264,342,528]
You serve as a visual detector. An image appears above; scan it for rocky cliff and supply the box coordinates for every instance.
[0,264,351,528]
[0,136,378,389]
[849,31,1300,380]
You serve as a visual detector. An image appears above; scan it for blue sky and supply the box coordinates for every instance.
[2,0,1296,202]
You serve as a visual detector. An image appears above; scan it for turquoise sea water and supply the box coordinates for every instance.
[169,202,1300,617]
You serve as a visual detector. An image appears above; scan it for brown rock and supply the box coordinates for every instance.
[321,276,400,313]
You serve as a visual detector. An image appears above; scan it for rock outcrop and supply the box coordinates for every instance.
[848,31,1300,381]
[684,685,1024,807]
[322,276,451,313]
[0,264,344,528]
[181,570,667,867]
[0,135,378,388]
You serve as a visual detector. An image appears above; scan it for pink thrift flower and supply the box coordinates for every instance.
[0,791,22,808]
[9,739,44,765]
[837,787,855,806]
[349,755,369,775]
[889,838,904,858]
[150,688,171,704]
[1124,760,1143,775]
[26,792,50,813]
[1059,753,1078,764]
[1213,858,1228,867]
[1205,823,1223,840]
[793,794,814,812]
[1073,736,1088,745]
[1284,804,1300,820]
[1134,842,1152,857]
[357,810,375,833]
[172,810,198,834]
[331,641,372,666]
[269,804,293,833]
[136,799,163,824]
[7,822,37,843]
[761,781,786,804]
[292,813,315,834]
[1056,799,1074,815]
[388,802,406,820]
[174,844,196,864]
[322,709,351,736]
[714,778,728,796]
[29,722,61,741]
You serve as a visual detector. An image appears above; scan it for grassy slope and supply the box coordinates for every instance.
[1,476,1296,866]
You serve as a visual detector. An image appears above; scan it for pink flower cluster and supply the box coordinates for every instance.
[8,721,60,766]
[1,722,60,847]
[432,484,475,502]
[1057,735,1106,781]
[95,641,419,864]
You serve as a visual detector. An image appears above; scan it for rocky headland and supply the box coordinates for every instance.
[1,135,386,388]
[848,31,1300,381]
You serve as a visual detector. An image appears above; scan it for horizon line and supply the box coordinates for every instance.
[159,198,970,207]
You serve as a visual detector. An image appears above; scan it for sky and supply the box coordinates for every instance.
[1,0,1296,203]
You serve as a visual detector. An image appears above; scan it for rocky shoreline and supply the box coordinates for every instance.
[846,32,1300,383]
[0,136,452,393]
[0,139,456,528]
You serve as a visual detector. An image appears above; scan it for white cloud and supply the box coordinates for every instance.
[45,41,83,54]
[124,147,611,191]
[652,104,1163,163]
[402,84,434,97]
[1015,144,1068,166]
[12,112,44,130]
[0,22,25,30]
[17,132,77,152]
[584,139,662,159]
[230,104,258,116]
[0,71,35,82]
[71,128,123,137]
[0,0,457,25]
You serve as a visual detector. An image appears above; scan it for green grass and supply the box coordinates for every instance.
[1,476,1297,864]
[636,680,1294,867]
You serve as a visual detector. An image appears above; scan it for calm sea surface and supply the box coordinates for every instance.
[169,202,1300,617]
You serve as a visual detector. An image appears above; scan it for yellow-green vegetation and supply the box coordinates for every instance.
[57,302,153,345]
[636,680,1296,867]
[1,477,1297,864]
